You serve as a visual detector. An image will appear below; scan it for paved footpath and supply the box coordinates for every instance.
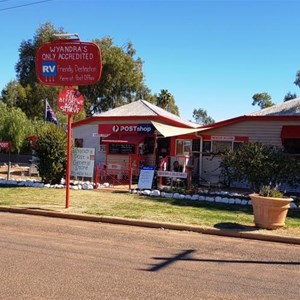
[0,206,299,245]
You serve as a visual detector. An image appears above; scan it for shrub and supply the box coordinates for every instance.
[220,142,300,192]
[34,123,67,184]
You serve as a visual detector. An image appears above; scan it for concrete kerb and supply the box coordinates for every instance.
[0,206,299,245]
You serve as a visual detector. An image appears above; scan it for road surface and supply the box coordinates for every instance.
[0,212,299,299]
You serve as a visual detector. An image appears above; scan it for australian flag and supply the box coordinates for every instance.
[46,100,59,125]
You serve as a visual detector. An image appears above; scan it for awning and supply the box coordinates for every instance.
[280,126,300,139]
[102,133,145,144]
[151,121,209,138]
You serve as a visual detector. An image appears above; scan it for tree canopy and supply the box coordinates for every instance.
[252,93,274,109]
[192,108,215,125]
[283,91,297,102]
[155,89,179,116]
[2,22,179,120]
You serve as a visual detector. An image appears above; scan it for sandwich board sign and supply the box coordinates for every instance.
[138,166,155,190]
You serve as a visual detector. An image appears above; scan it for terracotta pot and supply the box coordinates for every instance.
[249,194,292,230]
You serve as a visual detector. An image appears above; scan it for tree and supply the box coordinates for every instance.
[0,105,33,152]
[16,22,64,87]
[34,123,67,184]
[252,93,274,109]
[283,91,297,102]
[155,89,179,115]
[80,37,146,115]
[294,70,300,89]
[12,22,64,119]
[192,108,215,125]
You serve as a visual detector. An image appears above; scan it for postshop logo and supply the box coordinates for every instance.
[112,125,120,132]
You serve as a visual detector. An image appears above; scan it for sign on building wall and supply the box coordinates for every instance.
[98,123,155,135]
[71,147,95,178]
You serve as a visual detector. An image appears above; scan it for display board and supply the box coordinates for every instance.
[71,147,95,178]
[138,166,155,190]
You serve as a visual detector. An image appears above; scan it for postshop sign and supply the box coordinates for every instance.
[36,40,102,86]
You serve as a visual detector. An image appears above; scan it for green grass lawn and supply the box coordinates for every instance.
[0,187,299,237]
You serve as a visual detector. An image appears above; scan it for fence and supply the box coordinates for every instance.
[94,155,156,189]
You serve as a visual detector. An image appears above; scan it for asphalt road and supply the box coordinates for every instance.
[0,212,299,300]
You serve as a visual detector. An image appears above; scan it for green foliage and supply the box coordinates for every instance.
[80,37,146,115]
[259,186,284,198]
[155,89,179,115]
[3,22,181,121]
[252,93,274,109]
[294,70,300,89]
[220,142,300,192]
[34,123,67,184]
[192,108,215,125]
[15,22,65,87]
[0,104,33,152]
[283,91,297,102]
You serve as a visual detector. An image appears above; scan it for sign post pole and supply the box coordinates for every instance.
[65,114,72,208]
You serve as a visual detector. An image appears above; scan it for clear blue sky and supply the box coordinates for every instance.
[1,0,300,122]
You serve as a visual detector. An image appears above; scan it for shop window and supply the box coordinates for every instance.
[143,137,155,154]
[109,143,135,154]
[212,141,232,154]
[192,139,200,152]
[233,141,243,151]
[176,140,192,156]
[75,138,83,148]
[283,139,300,154]
[202,139,245,156]
[202,141,211,155]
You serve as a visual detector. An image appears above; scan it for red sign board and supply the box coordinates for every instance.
[36,40,102,86]
[58,88,84,115]
[0,141,11,149]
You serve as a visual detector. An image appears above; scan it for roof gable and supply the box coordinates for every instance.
[90,100,198,128]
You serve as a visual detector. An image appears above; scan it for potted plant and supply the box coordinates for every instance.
[249,186,293,230]
[221,142,300,230]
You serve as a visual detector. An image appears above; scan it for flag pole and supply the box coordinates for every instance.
[44,98,47,122]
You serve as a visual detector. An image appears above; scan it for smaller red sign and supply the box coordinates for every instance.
[58,88,84,115]
[0,141,11,149]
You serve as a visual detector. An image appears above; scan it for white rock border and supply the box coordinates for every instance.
[0,177,299,209]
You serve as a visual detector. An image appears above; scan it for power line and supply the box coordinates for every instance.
[0,0,54,11]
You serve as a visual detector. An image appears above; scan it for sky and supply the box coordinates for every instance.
[1,0,300,123]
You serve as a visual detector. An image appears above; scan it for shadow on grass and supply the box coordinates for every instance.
[151,196,254,216]
[214,222,258,231]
